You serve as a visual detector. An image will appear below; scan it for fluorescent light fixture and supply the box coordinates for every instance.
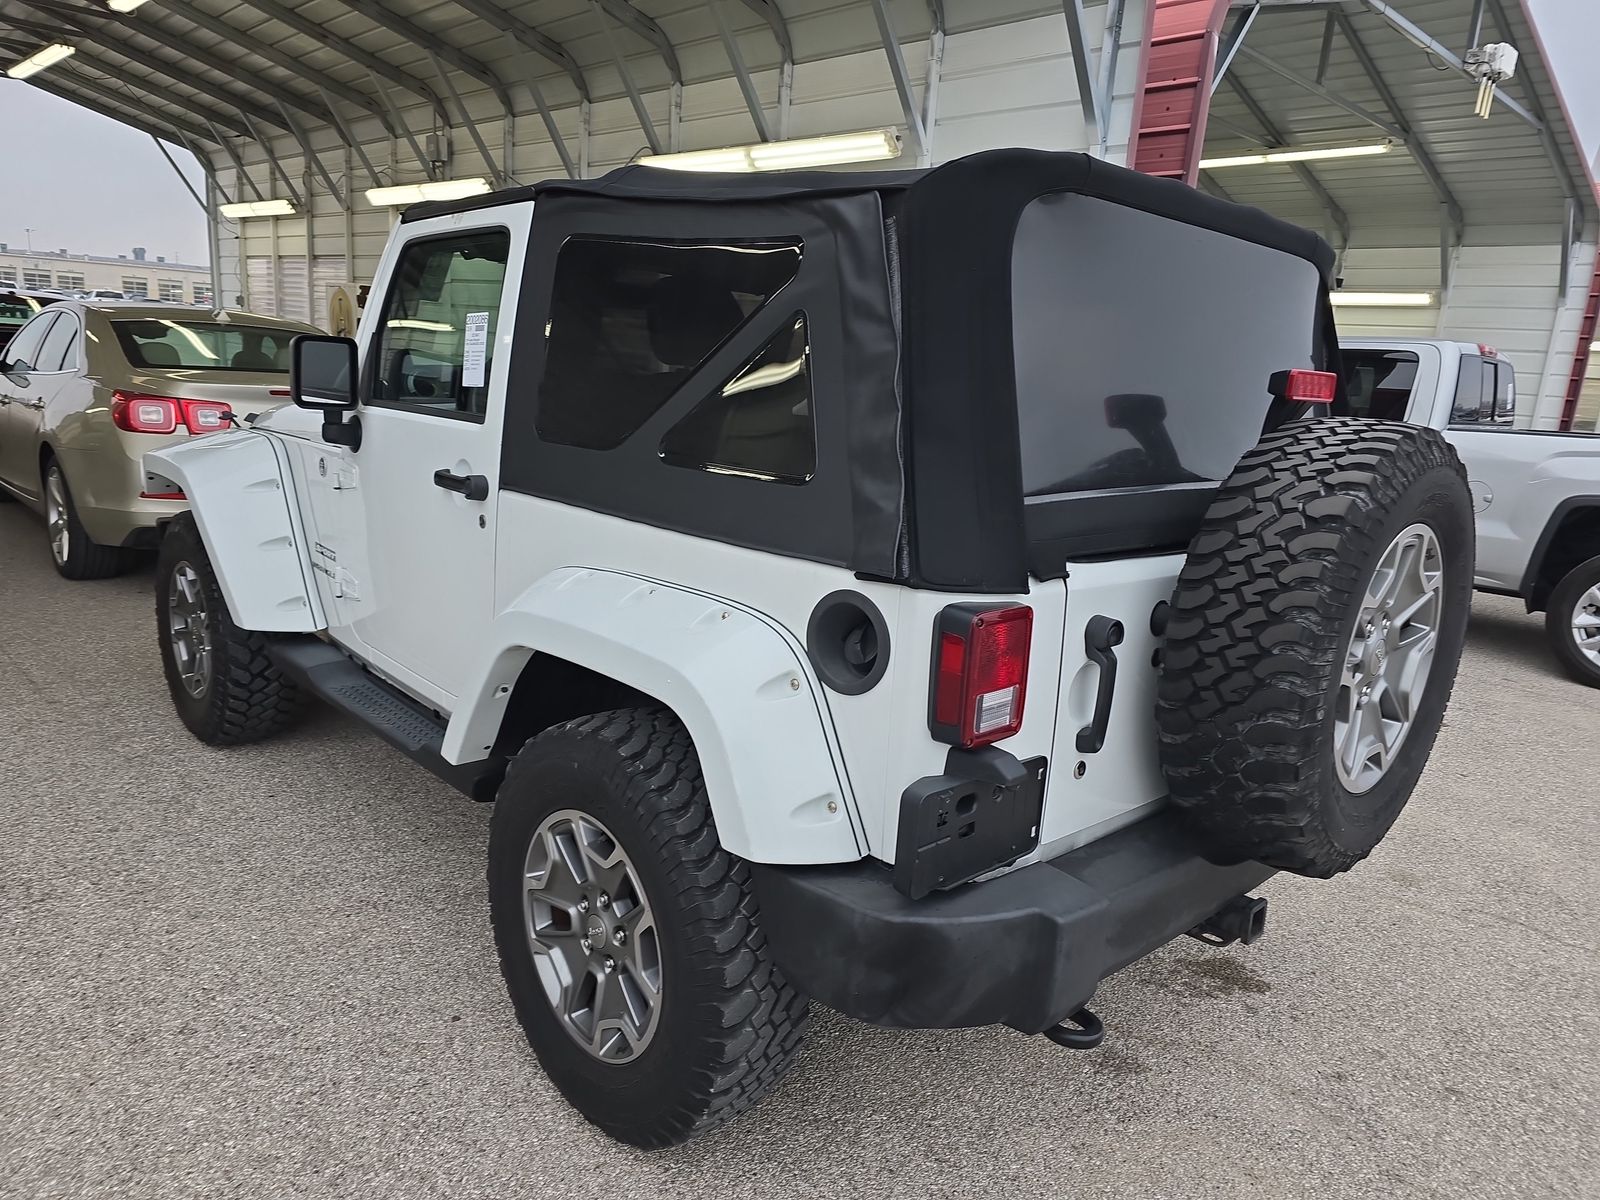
[640,128,903,174]
[107,0,149,11]
[219,198,296,219]
[1329,291,1436,307]
[365,178,491,206]
[1200,141,1395,169]
[388,318,455,332]
[6,43,75,79]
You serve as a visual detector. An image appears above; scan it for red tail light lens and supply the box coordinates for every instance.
[179,398,233,433]
[1284,369,1338,404]
[110,392,233,435]
[929,605,1033,748]
[111,392,178,433]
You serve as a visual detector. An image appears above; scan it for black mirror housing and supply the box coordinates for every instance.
[291,334,359,410]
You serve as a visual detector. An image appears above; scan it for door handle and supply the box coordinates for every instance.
[1075,615,1125,754]
[432,468,489,501]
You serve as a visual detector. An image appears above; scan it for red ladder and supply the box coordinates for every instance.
[1129,0,1231,186]
[1561,255,1600,430]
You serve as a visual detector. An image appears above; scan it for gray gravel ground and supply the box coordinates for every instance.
[1,502,1597,1200]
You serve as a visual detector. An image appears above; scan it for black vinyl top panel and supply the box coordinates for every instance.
[445,149,1334,592]
[499,191,904,575]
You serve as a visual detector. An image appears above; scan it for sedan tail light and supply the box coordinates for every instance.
[929,604,1033,748]
[111,391,233,435]
[111,392,178,433]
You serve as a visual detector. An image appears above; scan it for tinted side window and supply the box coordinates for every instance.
[369,229,509,421]
[659,313,814,484]
[1451,356,1487,424]
[1341,349,1420,421]
[2,312,57,372]
[37,313,79,372]
[1012,193,1321,495]
[1492,360,1516,424]
[535,237,803,451]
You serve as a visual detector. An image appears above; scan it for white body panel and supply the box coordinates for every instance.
[145,430,322,632]
[444,567,863,865]
[180,189,1177,872]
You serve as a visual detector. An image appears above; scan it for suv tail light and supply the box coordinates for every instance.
[110,392,233,435]
[1282,369,1338,404]
[929,604,1033,748]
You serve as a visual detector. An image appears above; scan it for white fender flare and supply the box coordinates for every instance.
[145,431,323,632]
[443,568,865,865]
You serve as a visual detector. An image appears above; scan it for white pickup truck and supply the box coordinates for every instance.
[1341,338,1600,687]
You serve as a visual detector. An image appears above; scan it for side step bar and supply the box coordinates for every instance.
[268,637,505,801]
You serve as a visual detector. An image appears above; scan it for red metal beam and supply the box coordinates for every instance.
[1560,251,1600,430]
[1128,0,1230,186]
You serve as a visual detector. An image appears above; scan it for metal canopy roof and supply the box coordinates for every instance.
[1,0,1017,162]
[1203,0,1594,253]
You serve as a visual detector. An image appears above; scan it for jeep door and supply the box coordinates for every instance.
[299,210,528,710]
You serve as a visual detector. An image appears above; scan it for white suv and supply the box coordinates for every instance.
[146,149,1475,1147]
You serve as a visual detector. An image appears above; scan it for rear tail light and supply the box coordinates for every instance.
[1477,343,1498,358]
[110,391,232,435]
[111,392,178,433]
[1283,369,1338,404]
[179,398,233,432]
[929,604,1033,748]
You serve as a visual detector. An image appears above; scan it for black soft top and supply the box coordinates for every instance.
[403,148,1334,283]
[433,150,1337,592]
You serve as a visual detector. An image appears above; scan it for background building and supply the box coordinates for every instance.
[0,243,212,303]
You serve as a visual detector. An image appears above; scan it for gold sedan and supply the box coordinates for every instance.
[0,302,322,579]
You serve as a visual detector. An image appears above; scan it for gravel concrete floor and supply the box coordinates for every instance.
[1,501,1597,1200]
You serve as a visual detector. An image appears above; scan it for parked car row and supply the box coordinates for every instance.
[0,299,322,576]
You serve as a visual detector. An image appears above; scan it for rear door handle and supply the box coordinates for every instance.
[1075,615,1125,754]
[432,468,489,501]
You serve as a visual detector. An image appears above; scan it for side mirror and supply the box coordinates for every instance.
[290,334,362,451]
[290,334,359,410]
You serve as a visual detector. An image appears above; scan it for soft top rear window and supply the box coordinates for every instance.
[112,320,297,372]
[1011,192,1322,499]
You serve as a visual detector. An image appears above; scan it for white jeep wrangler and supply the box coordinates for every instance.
[147,149,1475,1147]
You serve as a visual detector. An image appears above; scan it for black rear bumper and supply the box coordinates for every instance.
[749,809,1274,1034]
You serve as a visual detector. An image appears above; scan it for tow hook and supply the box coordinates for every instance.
[1042,1007,1105,1051]
[1188,894,1268,947]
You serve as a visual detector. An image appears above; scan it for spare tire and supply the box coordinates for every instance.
[1156,417,1473,877]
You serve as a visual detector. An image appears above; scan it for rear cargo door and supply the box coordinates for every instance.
[1038,555,1180,851]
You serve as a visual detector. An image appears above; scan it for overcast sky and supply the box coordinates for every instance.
[1,0,1596,267]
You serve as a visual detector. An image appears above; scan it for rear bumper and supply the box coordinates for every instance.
[749,808,1274,1034]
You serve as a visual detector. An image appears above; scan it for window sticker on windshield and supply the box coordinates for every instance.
[462,311,490,388]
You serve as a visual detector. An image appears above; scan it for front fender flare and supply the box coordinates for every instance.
[145,431,322,632]
[443,568,864,865]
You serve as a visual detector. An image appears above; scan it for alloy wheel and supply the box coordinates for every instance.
[1573,583,1600,668]
[522,809,663,1063]
[166,561,213,698]
[1334,523,1445,795]
[44,468,69,566]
